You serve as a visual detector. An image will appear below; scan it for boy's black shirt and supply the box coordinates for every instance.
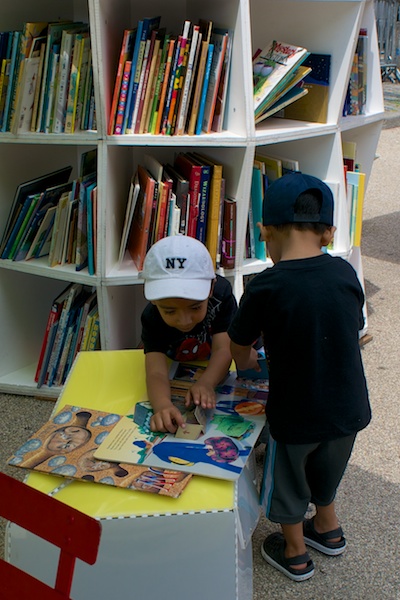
[228,254,371,444]
[141,274,237,363]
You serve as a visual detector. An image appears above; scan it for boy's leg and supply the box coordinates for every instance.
[313,501,341,541]
[281,522,308,568]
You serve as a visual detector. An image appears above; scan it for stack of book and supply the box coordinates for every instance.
[117,151,236,271]
[253,40,310,124]
[0,149,97,274]
[0,21,95,134]
[35,283,100,388]
[108,17,233,135]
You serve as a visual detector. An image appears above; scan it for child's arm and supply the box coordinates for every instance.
[230,340,260,372]
[145,352,185,434]
[185,332,232,409]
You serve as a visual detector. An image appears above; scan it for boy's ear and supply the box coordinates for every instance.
[321,226,336,247]
[257,223,272,242]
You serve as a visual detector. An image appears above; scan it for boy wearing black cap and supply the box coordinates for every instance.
[228,172,371,582]
[141,235,237,434]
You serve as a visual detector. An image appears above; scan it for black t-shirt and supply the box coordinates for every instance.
[141,274,238,362]
[228,254,371,444]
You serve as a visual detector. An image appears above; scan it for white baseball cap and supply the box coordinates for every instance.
[142,235,215,301]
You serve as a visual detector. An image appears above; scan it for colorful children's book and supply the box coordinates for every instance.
[253,40,309,118]
[94,364,267,481]
[8,405,192,498]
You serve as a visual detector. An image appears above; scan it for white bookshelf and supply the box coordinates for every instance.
[0,0,384,397]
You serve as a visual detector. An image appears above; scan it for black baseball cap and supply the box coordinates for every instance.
[262,172,334,226]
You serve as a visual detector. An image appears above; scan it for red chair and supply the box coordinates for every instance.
[0,471,101,599]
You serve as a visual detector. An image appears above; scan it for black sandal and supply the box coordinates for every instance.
[303,517,346,556]
[261,532,315,582]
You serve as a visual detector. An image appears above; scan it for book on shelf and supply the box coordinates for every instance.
[10,52,42,134]
[175,24,200,135]
[256,153,285,182]
[1,193,40,260]
[1,31,21,132]
[255,82,308,123]
[220,197,236,270]
[134,28,163,134]
[253,40,309,120]
[108,28,136,135]
[210,28,233,133]
[186,19,212,135]
[138,32,163,134]
[43,43,61,133]
[147,33,171,134]
[75,45,92,131]
[346,170,366,247]
[30,39,47,132]
[124,15,161,134]
[127,164,156,271]
[191,152,223,268]
[201,28,229,134]
[186,153,211,244]
[0,165,73,257]
[250,165,267,261]
[85,181,97,276]
[8,21,48,132]
[52,24,88,133]
[194,42,214,135]
[118,172,140,267]
[48,191,71,267]
[25,206,57,260]
[163,163,189,235]
[165,20,190,136]
[8,405,192,497]
[64,32,90,133]
[160,33,183,135]
[283,53,331,123]
[174,152,202,238]
[152,37,176,135]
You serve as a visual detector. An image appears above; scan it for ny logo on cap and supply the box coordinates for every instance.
[165,257,187,269]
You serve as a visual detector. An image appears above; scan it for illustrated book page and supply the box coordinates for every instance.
[8,405,192,498]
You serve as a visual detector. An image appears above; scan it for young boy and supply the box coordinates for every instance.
[228,172,371,582]
[141,235,237,434]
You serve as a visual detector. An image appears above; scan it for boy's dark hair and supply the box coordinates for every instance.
[273,191,330,234]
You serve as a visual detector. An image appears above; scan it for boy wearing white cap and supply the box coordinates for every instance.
[141,235,237,434]
[229,173,371,582]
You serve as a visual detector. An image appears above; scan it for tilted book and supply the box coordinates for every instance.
[253,40,308,117]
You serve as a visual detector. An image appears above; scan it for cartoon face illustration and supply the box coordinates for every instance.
[46,425,91,453]
[175,337,211,361]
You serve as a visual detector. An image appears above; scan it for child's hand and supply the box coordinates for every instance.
[185,382,216,410]
[150,404,185,434]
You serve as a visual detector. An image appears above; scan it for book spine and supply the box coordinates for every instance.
[108,29,133,135]
[220,197,236,269]
[113,60,132,134]
[153,38,175,135]
[195,43,214,135]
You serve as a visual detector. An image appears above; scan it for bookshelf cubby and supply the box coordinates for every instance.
[0,0,384,397]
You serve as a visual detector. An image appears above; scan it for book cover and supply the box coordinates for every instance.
[30,40,47,132]
[220,197,236,269]
[93,368,266,481]
[74,42,91,131]
[8,405,192,497]
[1,31,21,132]
[1,194,39,260]
[48,191,71,267]
[44,44,60,133]
[255,153,282,181]
[108,28,135,135]
[253,40,309,117]
[26,205,56,260]
[11,54,41,133]
[284,53,331,123]
[127,164,156,271]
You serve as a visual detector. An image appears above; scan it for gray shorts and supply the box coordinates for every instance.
[260,433,356,524]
